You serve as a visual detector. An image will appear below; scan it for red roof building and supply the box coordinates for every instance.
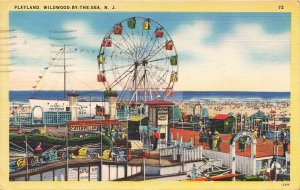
[210,114,235,134]
[212,114,230,120]
[144,99,174,106]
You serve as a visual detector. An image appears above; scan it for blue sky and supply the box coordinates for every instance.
[9,12,290,91]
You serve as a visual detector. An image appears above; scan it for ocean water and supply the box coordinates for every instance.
[9,90,290,103]
[168,91,290,102]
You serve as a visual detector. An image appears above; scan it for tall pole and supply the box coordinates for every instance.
[18,110,21,133]
[126,118,129,177]
[90,96,92,120]
[100,125,103,181]
[143,156,146,181]
[25,135,29,181]
[143,68,146,102]
[240,114,242,131]
[244,115,246,130]
[63,43,66,99]
[274,116,276,134]
[275,140,278,181]
[66,126,69,181]
[235,115,237,134]
[241,114,246,131]
[49,30,77,100]
[56,99,59,124]
[172,105,174,129]
[140,105,142,142]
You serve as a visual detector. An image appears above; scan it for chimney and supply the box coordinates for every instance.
[108,95,117,119]
[68,92,79,121]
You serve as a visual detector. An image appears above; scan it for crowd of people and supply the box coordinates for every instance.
[199,129,222,151]
[176,100,290,117]
[199,127,290,156]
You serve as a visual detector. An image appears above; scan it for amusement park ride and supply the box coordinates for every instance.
[97,17,178,104]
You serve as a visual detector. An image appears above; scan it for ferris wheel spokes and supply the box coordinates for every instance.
[146,64,170,89]
[111,33,137,60]
[98,17,178,103]
[145,41,170,62]
[138,30,154,60]
[148,56,174,63]
[108,64,136,88]
[110,39,135,60]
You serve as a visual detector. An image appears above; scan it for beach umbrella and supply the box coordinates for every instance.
[74,145,81,148]
[34,142,43,155]
[34,142,42,151]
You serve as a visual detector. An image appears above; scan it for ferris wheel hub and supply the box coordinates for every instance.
[134,60,148,67]
[142,60,148,66]
[134,61,139,68]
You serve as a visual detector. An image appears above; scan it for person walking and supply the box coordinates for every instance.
[282,131,289,157]
[252,128,258,139]
[153,130,159,151]
[262,133,266,144]
[216,135,222,151]
[239,137,246,152]
[213,131,220,151]
[198,129,202,144]
[203,129,207,144]
[207,131,213,150]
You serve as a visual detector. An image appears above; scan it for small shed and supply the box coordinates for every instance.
[250,111,269,130]
[209,114,235,134]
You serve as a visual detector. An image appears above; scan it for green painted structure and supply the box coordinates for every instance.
[209,114,235,134]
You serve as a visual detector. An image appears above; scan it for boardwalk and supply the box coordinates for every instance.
[10,158,98,178]
[10,158,129,178]
[170,128,289,158]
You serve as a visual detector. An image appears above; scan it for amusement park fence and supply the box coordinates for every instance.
[160,146,203,163]
[202,149,253,175]
[10,158,142,181]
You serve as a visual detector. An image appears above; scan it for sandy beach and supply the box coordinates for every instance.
[176,100,290,118]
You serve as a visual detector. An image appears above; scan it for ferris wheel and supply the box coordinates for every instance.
[97,17,178,103]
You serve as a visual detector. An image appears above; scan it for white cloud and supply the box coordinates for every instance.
[10,20,290,92]
[12,30,53,63]
[172,21,290,91]
[9,28,102,91]
[63,20,102,50]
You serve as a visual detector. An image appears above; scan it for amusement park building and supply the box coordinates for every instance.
[209,114,235,134]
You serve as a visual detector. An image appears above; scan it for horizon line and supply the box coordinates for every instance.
[9,90,291,93]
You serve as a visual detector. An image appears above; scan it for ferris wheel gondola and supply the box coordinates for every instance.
[97,17,178,103]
